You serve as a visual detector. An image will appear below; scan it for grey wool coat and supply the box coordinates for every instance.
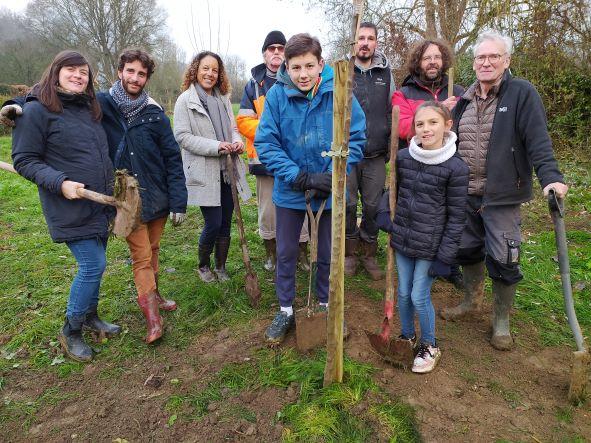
[173,84,251,207]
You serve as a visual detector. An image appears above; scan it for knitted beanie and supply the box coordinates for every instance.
[262,31,286,52]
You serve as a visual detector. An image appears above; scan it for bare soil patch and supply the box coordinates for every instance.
[2,281,590,442]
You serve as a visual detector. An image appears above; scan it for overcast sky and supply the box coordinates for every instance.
[0,0,329,75]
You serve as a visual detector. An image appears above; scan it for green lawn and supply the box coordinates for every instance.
[1,133,590,439]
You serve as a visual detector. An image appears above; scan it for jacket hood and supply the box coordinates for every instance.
[355,50,389,72]
[250,63,268,83]
[276,62,334,98]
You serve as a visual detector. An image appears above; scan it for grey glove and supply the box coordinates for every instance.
[0,104,22,127]
[169,212,186,227]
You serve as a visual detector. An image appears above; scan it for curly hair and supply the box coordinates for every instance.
[118,48,156,78]
[406,39,454,78]
[181,51,230,95]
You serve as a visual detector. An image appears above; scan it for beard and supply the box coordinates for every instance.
[356,47,374,62]
[122,78,144,98]
[419,66,443,84]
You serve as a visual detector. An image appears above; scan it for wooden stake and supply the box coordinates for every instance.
[324,0,364,387]
[448,67,454,99]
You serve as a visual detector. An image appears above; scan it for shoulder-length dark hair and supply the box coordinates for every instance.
[181,51,230,95]
[406,39,454,78]
[37,50,102,121]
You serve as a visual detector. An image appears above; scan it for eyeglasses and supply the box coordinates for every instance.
[474,53,506,65]
[421,54,442,62]
[266,45,285,53]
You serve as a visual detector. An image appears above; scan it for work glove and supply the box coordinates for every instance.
[376,211,394,233]
[0,104,22,127]
[428,259,451,278]
[308,189,330,200]
[291,171,332,193]
[169,212,186,227]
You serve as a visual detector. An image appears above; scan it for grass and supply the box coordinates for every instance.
[165,348,420,442]
[1,130,590,439]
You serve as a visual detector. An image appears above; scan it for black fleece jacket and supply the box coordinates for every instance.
[452,70,564,206]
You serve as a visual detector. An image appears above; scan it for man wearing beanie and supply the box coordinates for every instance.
[237,31,310,274]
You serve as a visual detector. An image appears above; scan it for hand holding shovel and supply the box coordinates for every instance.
[0,161,141,237]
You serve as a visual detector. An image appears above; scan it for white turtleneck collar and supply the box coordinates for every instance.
[408,131,457,165]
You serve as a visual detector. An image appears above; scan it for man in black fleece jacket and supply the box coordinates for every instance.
[439,31,568,351]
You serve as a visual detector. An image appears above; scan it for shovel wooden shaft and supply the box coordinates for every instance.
[448,67,454,99]
[1,160,119,207]
[226,154,255,275]
[0,160,16,173]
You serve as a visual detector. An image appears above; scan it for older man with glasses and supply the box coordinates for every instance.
[439,31,568,351]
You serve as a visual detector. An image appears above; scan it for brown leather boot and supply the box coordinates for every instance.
[137,291,163,344]
[263,239,276,272]
[344,238,359,276]
[154,273,177,311]
[360,240,384,280]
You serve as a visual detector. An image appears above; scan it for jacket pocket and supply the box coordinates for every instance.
[511,146,522,189]
[184,156,206,186]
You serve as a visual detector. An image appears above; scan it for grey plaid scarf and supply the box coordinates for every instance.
[109,80,149,124]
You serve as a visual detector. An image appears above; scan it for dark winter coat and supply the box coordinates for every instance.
[377,146,469,263]
[452,70,564,206]
[11,94,114,243]
[98,92,187,222]
[353,51,394,158]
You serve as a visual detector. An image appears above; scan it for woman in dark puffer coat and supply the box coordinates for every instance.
[12,51,119,362]
[377,101,468,374]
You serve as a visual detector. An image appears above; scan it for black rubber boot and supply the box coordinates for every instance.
[214,237,231,282]
[58,315,93,362]
[444,264,465,291]
[439,261,485,320]
[83,305,121,337]
[490,280,517,351]
[198,242,216,283]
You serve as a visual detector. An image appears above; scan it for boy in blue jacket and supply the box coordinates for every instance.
[255,33,366,344]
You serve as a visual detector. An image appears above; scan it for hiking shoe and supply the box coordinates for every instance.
[412,343,441,374]
[265,311,295,345]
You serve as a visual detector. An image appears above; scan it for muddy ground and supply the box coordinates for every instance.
[2,279,590,442]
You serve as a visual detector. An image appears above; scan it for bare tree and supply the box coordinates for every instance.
[24,0,168,86]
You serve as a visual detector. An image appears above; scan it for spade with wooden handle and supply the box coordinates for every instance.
[0,160,141,237]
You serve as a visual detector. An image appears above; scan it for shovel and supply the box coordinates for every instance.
[296,191,327,352]
[0,160,141,237]
[364,106,414,368]
[548,189,590,403]
[225,154,261,307]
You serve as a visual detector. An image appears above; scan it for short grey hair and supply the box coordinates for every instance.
[472,31,513,56]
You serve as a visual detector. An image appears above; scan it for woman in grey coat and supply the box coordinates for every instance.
[174,51,251,283]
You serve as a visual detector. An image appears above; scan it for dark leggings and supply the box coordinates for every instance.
[199,175,234,246]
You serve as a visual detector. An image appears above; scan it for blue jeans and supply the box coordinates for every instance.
[65,237,108,317]
[395,252,436,346]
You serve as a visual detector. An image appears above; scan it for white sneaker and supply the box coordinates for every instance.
[412,343,441,374]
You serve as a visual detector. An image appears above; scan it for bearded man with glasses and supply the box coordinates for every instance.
[439,31,568,352]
